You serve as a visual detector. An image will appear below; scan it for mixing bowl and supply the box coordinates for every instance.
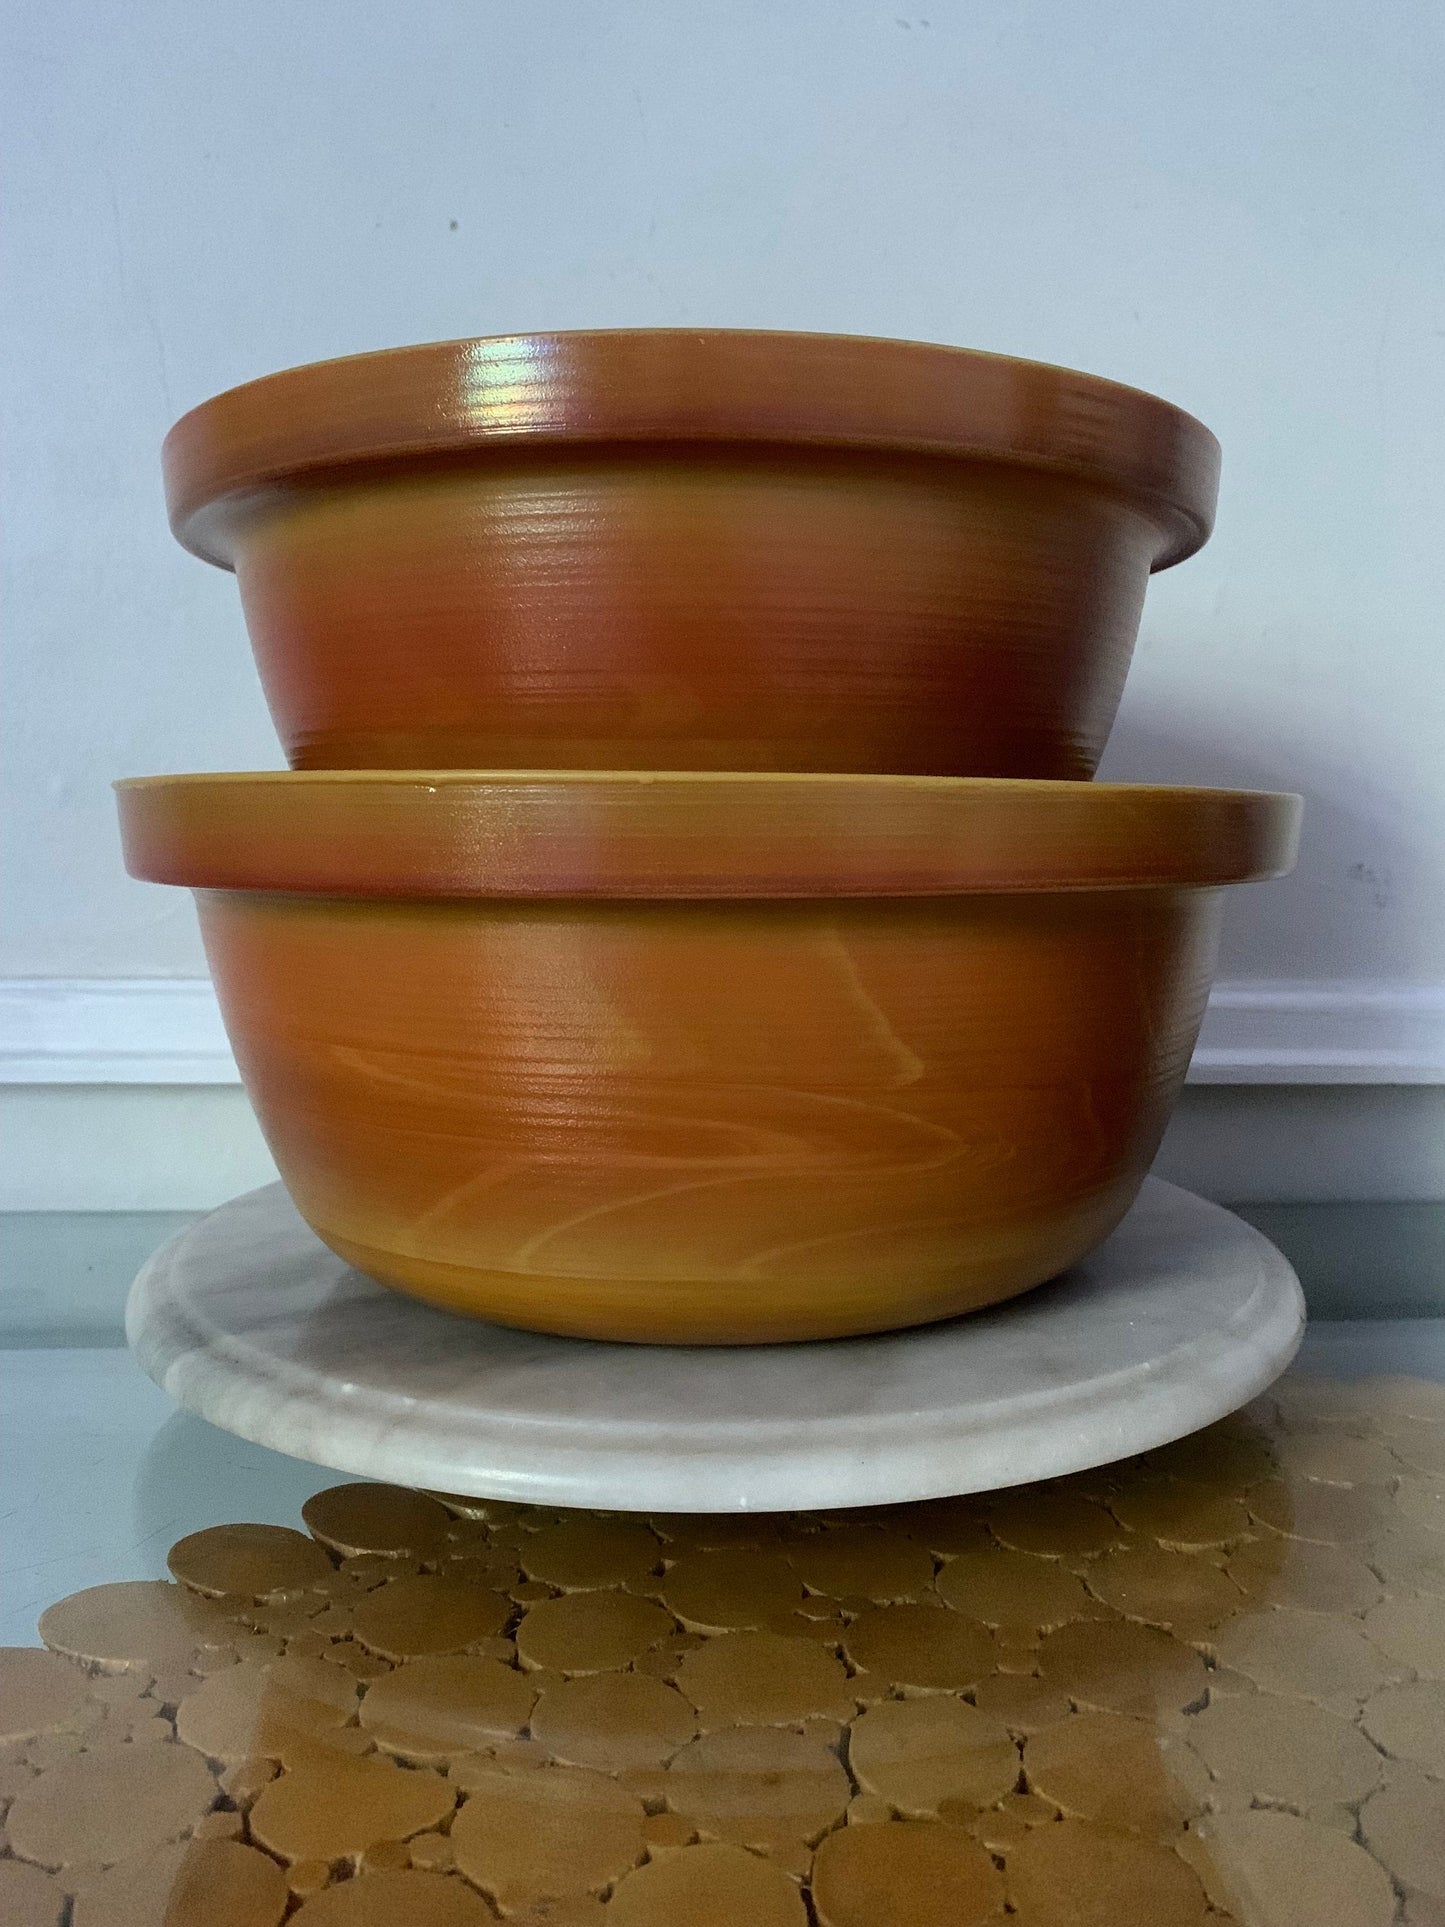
[118,773,1297,1344]
[163,332,1218,777]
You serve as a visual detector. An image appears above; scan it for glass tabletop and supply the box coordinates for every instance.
[1,1334,1442,1925]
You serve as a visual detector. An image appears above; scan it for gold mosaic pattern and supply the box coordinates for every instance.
[1,1370,1443,1924]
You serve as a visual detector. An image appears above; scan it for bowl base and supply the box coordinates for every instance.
[311,1219,1122,1346]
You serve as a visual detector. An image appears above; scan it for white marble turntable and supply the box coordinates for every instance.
[127,1176,1303,1514]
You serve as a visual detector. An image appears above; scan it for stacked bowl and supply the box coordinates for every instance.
[118,331,1299,1344]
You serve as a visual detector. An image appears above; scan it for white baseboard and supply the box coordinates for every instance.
[0,981,235,1085]
[1188,981,1445,1084]
[2,976,1443,1087]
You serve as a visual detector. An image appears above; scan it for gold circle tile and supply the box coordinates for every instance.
[1137,1424,1278,1490]
[606,1840,807,1926]
[514,1591,675,1674]
[167,1524,334,1599]
[847,1696,1017,1817]
[1035,1618,1208,1718]
[6,1742,216,1870]
[785,1526,936,1603]
[1393,1475,1445,1536]
[674,1627,854,1726]
[1005,1815,1209,1926]
[0,1859,65,1927]
[1360,1678,1445,1775]
[890,1498,993,1558]
[658,1549,803,1631]
[647,1515,784,1551]
[350,1577,510,1660]
[1227,1540,1383,1616]
[987,1486,1128,1560]
[1370,1524,1445,1598]
[358,1654,536,1759]
[663,1726,849,1854]
[1362,1591,1445,1679]
[1273,1432,1401,1487]
[530,1671,696,1771]
[812,1817,1004,1927]
[842,1603,994,1694]
[448,1759,645,1911]
[1024,1709,1197,1833]
[247,1744,454,1863]
[1109,1481,1254,1550]
[1245,1477,1380,1545]
[289,1867,493,1923]
[1360,1764,1445,1902]
[934,1546,1099,1629]
[1187,1691,1386,1811]
[970,1670,1073,1734]
[301,1485,452,1561]
[174,1658,359,1766]
[518,1520,662,1592]
[1189,1809,1396,1927]
[1390,1419,1445,1477]
[38,1581,228,1674]
[1083,1545,1242,1635]
[69,1839,289,1927]
[0,1648,90,1744]
[1207,1606,1400,1711]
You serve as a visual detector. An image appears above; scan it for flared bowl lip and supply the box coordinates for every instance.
[117,770,1301,901]
[162,327,1220,570]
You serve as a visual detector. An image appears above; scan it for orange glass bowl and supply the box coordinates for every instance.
[163,331,1219,778]
[118,774,1299,1345]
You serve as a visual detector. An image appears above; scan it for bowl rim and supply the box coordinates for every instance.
[162,327,1220,571]
[116,771,1302,900]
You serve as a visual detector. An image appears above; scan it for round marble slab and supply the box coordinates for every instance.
[126,1178,1303,1512]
